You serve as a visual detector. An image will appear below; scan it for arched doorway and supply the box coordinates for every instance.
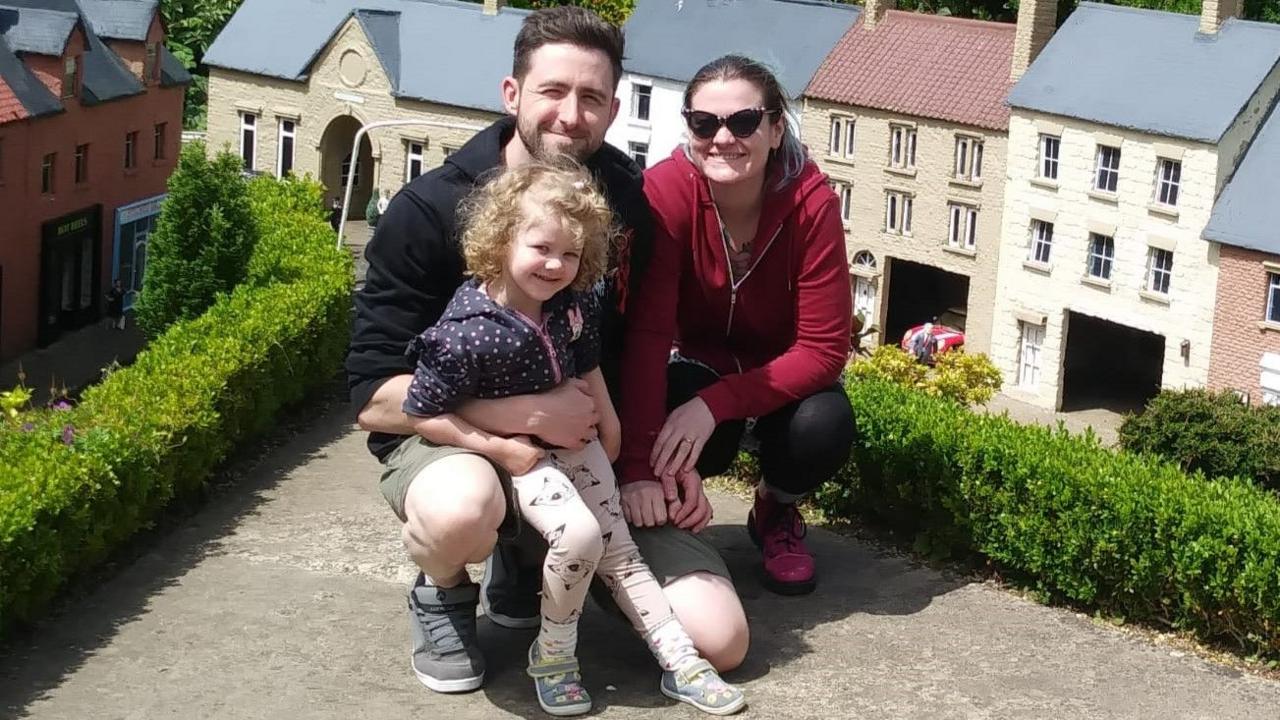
[319,115,374,220]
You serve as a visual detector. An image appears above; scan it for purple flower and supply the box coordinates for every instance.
[61,424,75,446]
[20,422,34,432]
[52,400,71,411]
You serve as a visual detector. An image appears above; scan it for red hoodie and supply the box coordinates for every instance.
[617,147,851,484]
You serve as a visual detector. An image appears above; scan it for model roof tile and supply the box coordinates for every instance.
[205,0,531,114]
[1204,104,1280,253]
[621,0,861,99]
[0,5,77,55]
[1008,3,1280,142]
[0,73,28,121]
[806,10,1015,131]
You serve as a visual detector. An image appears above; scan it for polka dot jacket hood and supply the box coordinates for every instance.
[403,277,602,417]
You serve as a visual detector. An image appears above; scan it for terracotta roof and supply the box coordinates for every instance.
[805,10,1016,131]
[0,74,29,123]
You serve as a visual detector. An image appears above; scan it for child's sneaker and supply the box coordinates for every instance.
[660,659,746,715]
[526,641,592,716]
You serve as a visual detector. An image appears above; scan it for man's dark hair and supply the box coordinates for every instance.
[512,6,624,89]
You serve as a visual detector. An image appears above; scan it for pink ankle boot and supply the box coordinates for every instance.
[747,491,816,595]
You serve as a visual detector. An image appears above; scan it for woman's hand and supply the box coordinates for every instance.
[650,397,715,479]
[620,480,668,527]
[666,468,713,533]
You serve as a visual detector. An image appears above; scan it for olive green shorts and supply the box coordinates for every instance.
[379,436,521,538]
[379,436,730,584]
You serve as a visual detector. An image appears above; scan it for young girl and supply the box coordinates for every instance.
[402,162,746,717]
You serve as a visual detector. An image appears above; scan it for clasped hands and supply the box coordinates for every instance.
[619,395,716,533]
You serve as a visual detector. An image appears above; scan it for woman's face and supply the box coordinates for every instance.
[685,78,784,187]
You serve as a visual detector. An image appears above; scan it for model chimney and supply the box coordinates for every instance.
[483,0,505,16]
[1010,0,1056,82]
[863,0,893,31]
[1200,0,1242,34]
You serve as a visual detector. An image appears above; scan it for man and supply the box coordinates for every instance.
[345,6,748,696]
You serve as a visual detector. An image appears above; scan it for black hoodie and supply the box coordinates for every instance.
[346,116,653,461]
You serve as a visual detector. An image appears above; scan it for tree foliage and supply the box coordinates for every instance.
[159,0,242,129]
[847,345,1003,405]
[134,143,258,337]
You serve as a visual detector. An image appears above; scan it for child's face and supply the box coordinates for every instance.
[506,212,582,304]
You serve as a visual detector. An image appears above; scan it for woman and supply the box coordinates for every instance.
[618,55,856,595]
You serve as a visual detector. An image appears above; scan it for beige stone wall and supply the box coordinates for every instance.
[206,17,502,202]
[990,110,1220,409]
[800,98,1008,355]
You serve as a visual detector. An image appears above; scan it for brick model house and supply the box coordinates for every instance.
[1204,104,1280,405]
[801,0,1019,355]
[0,0,188,357]
[606,0,859,171]
[991,0,1280,411]
[204,0,524,220]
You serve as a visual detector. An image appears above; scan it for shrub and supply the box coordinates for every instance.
[848,345,1002,405]
[1119,388,1280,492]
[133,143,257,338]
[0,175,351,630]
[818,377,1280,656]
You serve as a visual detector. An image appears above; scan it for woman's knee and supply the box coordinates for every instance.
[663,572,749,672]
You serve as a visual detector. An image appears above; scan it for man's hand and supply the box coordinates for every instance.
[666,469,713,533]
[529,378,600,449]
[620,480,668,527]
[491,435,546,476]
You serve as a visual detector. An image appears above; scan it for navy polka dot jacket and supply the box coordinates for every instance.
[403,277,601,417]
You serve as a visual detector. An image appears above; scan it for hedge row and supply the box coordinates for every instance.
[0,176,352,628]
[815,378,1280,656]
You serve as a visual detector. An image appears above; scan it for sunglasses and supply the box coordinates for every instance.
[681,107,781,140]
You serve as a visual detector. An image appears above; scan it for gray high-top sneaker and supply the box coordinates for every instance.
[407,574,485,693]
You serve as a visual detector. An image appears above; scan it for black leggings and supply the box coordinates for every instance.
[667,360,857,497]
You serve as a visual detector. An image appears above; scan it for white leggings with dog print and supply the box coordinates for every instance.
[512,439,700,671]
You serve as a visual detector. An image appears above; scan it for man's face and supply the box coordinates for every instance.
[502,43,620,162]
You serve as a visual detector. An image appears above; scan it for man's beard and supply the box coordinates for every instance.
[516,115,594,163]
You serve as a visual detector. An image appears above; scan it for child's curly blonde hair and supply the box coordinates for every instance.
[461,160,616,293]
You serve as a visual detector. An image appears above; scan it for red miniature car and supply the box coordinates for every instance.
[900,309,966,363]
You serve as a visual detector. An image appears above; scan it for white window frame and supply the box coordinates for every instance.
[630,82,651,122]
[885,191,912,235]
[832,181,852,225]
[1268,273,1280,324]
[1095,144,1121,193]
[1017,321,1045,389]
[1086,233,1114,280]
[1154,157,1181,207]
[889,125,916,169]
[239,112,258,172]
[628,140,649,168]
[1146,247,1174,295]
[829,115,856,160]
[276,118,295,177]
[1038,134,1060,180]
[405,141,424,182]
[954,135,983,181]
[947,203,977,250]
[1029,220,1054,264]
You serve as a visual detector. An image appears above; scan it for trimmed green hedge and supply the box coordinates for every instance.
[0,176,351,629]
[815,378,1280,656]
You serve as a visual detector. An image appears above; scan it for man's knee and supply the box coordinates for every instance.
[402,454,506,556]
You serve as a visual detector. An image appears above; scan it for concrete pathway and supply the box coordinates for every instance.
[1,386,1277,719]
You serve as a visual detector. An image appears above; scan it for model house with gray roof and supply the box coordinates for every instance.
[989,0,1280,412]
[799,0,1018,360]
[605,0,860,169]
[204,0,525,219]
[1204,103,1280,406]
[0,0,188,356]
